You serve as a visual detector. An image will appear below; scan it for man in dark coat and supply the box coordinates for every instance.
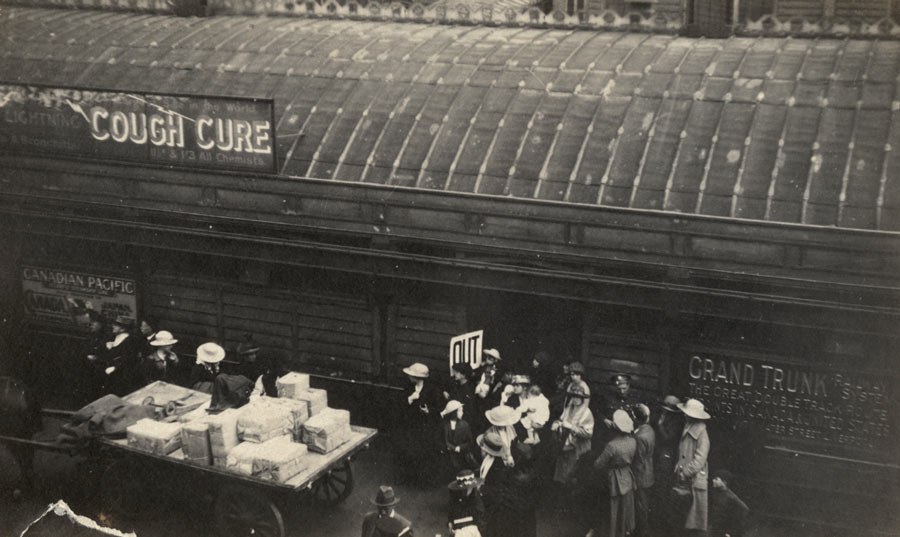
[653,395,685,536]
[361,486,414,537]
[632,404,656,537]
[709,470,750,537]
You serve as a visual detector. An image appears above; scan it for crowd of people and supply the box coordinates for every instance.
[75,310,279,412]
[70,310,748,537]
[382,348,750,537]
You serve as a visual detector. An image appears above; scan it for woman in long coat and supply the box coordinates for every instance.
[592,409,637,537]
[675,398,712,533]
[550,379,594,484]
[397,362,443,486]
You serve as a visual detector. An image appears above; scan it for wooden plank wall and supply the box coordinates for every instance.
[147,273,377,374]
[581,307,669,403]
[390,301,465,380]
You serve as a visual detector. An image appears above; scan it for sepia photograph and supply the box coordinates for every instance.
[0,0,898,536]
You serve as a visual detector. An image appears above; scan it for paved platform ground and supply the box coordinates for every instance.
[0,418,821,537]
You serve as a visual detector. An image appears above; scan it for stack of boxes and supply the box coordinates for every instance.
[125,371,354,483]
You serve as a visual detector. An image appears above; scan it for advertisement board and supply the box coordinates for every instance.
[21,265,137,328]
[0,83,275,172]
[675,350,897,462]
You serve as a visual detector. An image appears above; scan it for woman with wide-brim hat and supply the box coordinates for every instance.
[447,469,486,537]
[395,362,443,487]
[484,404,521,467]
[441,400,478,476]
[675,398,712,534]
[591,409,638,537]
[550,379,595,485]
[189,342,225,393]
[142,330,180,383]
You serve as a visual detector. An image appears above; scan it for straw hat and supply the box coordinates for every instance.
[678,398,711,420]
[568,362,586,375]
[477,431,506,458]
[485,405,520,427]
[448,469,483,491]
[612,409,634,433]
[441,400,463,418]
[402,363,429,378]
[150,330,178,347]
[196,342,226,364]
[483,348,502,362]
[371,485,400,507]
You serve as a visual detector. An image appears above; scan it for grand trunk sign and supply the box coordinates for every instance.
[0,83,275,172]
[679,352,895,461]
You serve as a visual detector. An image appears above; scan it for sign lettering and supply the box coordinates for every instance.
[21,265,137,328]
[449,330,483,370]
[0,83,275,172]
[679,353,896,460]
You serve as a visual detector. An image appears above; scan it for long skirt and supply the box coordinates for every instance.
[685,487,708,531]
[606,491,635,537]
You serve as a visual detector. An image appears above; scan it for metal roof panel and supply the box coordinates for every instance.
[3,8,898,231]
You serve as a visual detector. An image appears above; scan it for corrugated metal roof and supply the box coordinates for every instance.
[2,7,899,232]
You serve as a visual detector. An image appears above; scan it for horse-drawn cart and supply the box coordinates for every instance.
[0,378,377,537]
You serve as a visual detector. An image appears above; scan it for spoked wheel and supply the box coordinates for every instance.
[311,459,354,506]
[99,458,144,528]
[214,485,285,537]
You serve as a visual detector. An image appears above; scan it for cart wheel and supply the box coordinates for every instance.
[214,485,285,537]
[99,459,144,526]
[311,459,354,506]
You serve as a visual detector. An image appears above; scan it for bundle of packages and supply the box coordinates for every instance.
[205,408,242,466]
[181,421,212,465]
[301,407,351,453]
[126,419,182,455]
[237,399,293,443]
[261,396,309,442]
[226,435,310,483]
[275,372,309,398]
[291,388,328,417]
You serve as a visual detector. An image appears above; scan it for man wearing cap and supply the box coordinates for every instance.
[361,486,414,537]
[632,403,656,537]
[602,373,641,432]
[676,398,712,535]
[591,409,637,537]
[447,469,485,537]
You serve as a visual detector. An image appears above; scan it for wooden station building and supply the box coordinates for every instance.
[0,7,898,533]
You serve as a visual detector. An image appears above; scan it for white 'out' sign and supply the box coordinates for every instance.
[449,330,483,370]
